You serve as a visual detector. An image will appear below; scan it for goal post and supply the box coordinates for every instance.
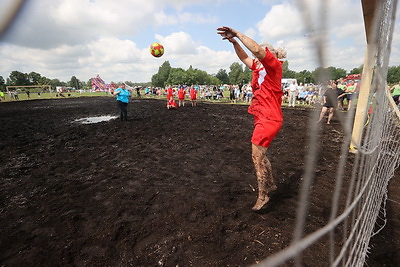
[6,85,52,96]
[350,0,387,153]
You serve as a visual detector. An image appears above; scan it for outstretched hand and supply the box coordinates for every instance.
[217,26,237,40]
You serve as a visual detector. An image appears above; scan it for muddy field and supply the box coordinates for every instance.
[0,97,398,266]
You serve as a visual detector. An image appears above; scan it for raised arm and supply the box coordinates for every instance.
[217,26,266,62]
[227,38,253,68]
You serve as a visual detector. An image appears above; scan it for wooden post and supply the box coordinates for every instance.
[349,43,377,152]
[349,0,379,153]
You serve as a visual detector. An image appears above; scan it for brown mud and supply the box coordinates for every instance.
[0,97,398,266]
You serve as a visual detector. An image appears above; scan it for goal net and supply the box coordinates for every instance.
[259,0,400,266]
[6,85,51,93]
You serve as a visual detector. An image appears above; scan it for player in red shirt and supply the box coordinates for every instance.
[190,87,197,107]
[217,26,287,211]
[178,86,186,107]
[167,87,174,100]
[167,97,178,109]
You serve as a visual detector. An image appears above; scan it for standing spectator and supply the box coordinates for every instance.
[229,85,235,103]
[14,91,19,100]
[237,82,243,101]
[297,82,304,102]
[113,83,131,121]
[245,84,253,103]
[217,26,286,211]
[288,80,297,107]
[234,85,241,102]
[390,81,400,105]
[337,78,346,110]
[344,80,356,110]
[26,90,31,99]
[190,86,197,106]
[216,88,224,100]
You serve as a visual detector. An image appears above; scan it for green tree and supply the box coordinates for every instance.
[166,68,187,85]
[39,76,51,86]
[282,61,297,79]
[215,69,229,84]
[151,61,172,87]
[0,76,5,91]
[186,65,197,85]
[295,70,312,84]
[49,79,66,88]
[87,79,93,88]
[7,71,29,86]
[348,65,363,75]
[193,69,210,85]
[243,66,252,83]
[309,66,347,82]
[333,67,347,80]
[282,61,295,78]
[282,60,289,75]
[312,67,326,83]
[28,72,42,85]
[237,66,252,85]
[208,75,221,85]
[387,65,400,84]
[325,66,347,81]
[69,76,80,90]
[228,62,243,84]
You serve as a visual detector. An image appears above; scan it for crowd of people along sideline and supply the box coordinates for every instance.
[139,84,262,103]
[281,78,364,110]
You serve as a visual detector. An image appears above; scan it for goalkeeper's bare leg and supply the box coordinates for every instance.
[251,144,277,211]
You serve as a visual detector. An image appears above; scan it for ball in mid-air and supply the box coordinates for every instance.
[150,42,164,57]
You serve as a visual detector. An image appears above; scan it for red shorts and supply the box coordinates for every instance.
[251,116,282,147]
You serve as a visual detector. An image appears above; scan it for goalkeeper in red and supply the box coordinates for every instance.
[217,26,287,211]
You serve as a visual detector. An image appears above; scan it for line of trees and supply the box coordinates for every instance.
[0,71,88,91]
[0,71,148,92]
[1,62,400,92]
[152,60,400,87]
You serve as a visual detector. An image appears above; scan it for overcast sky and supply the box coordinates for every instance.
[0,0,399,83]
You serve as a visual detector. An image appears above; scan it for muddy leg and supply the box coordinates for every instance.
[251,144,276,211]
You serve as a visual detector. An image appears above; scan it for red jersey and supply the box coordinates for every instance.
[248,48,283,122]
[167,87,173,100]
[168,99,178,108]
[250,60,263,92]
[190,88,197,100]
[178,88,185,100]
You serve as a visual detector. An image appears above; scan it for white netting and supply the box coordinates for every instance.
[258,0,400,266]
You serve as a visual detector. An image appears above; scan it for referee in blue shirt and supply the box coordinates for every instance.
[113,83,131,121]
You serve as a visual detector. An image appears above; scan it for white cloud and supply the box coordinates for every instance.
[0,0,399,84]
[155,32,198,55]
[257,2,304,40]
[254,0,372,72]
